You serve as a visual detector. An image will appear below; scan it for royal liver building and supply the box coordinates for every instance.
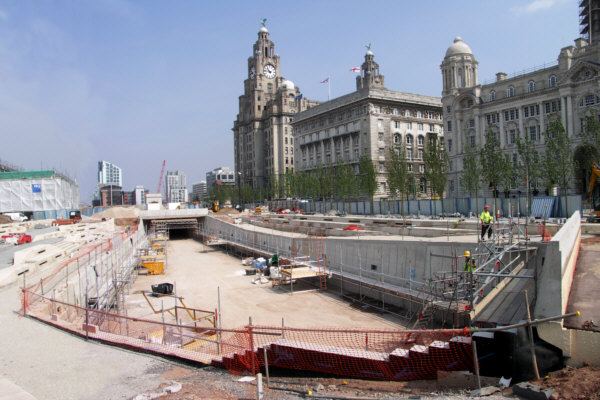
[441,1,600,198]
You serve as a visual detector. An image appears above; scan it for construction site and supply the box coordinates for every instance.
[1,203,599,399]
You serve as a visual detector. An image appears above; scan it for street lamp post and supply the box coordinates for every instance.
[238,172,242,210]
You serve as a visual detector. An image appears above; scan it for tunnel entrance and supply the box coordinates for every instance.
[145,218,199,240]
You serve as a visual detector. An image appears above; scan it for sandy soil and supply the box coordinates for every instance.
[127,238,407,330]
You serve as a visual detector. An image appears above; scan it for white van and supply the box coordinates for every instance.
[3,212,28,222]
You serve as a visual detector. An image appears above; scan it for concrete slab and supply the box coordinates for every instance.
[0,377,38,400]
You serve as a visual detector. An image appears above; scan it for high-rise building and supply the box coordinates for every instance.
[98,160,122,187]
[192,181,207,202]
[134,185,147,205]
[441,4,600,198]
[292,50,443,199]
[165,170,188,203]
[232,22,319,191]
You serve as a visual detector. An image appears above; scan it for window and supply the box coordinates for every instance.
[549,75,557,88]
[446,106,452,113]
[429,124,435,132]
[418,135,424,145]
[417,111,422,118]
[378,148,384,156]
[529,126,537,141]
[489,90,496,101]
[507,86,515,97]
[419,178,427,193]
[407,149,413,160]
[393,108,398,115]
[447,139,453,152]
[585,94,596,106]
[394,121,401,129]
[469,119,475,128]
[418,123,424,131]
[378,132,384,141]
[417,150,423,159]
[354,149,359,159]
[527,80,535,93]
[467,99,474,107]
[394,133,401,144]
[377,119,383,129]
[379,163,385,172]
[509,129,516,144]
[353,136,359,146]
[353,121,359,130]
[419,164,425,173]
[447,120,452,132]
[408,164,413,172]
[406,134,413,145]
[450,180,455,192]
[470,136,476,148]
[406,122,412,130]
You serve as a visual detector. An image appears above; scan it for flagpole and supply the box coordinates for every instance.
[328,77,331,101]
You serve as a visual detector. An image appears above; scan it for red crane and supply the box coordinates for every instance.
[157,160,166,195]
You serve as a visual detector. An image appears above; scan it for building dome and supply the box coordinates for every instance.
[445,37,472,57]
[366,49,374,56]
[259,26,268,33]
[279,80,295,90]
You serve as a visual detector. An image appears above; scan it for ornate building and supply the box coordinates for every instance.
[232,23,318,191]
[442,2,600,197]
[291,50,443,199]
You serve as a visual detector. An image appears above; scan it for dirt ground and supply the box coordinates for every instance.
[127,238,406,329]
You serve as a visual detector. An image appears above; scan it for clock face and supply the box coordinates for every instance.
[249,66,256,79]
[263,64,276,79]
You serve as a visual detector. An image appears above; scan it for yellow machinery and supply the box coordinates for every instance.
[255,205,262,214]
[210,201,219,212]
[589,162,600,222]
[139,235,167,274]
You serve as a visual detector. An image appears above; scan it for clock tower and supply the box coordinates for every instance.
[233,22,318,195]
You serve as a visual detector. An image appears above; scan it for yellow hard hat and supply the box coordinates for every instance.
[464,250,471,257]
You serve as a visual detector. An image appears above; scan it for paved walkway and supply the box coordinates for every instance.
[0,282,177,400]
[565,235,600,331]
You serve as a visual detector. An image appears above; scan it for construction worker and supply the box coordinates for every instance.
[480,205,494,240]
[463,250,475,273]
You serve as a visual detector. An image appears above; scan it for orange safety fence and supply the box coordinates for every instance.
[20,290,474,381]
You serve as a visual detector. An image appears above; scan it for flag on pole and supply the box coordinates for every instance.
[350,67,360,72]
[295,94,303,100]
[320,77,329,83]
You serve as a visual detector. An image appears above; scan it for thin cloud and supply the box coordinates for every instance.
[510,0,565,15]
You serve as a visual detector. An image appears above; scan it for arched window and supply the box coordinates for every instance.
[457,68,463,87]
[417,135,424,146]
[527,80,535,93]
[549,75,557,88]
[507,86,515,97]
[393,133,401,144]
[489,90,496,101]
[417,111,422,118]
[406,134,413,145]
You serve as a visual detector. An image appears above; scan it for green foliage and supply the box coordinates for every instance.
[422,134,449,199]
[335,162,358,212]
[543,115,574,212]
[358,156,377,214]
[460,143,481,197]
[386,146,412,216]
[516,133,541,214]
[479,126,510,199]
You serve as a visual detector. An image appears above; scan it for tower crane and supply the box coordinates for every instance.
[157,160,166,197]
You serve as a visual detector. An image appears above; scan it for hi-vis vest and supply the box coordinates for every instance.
[480,211,494,224]
[464,258,475,272]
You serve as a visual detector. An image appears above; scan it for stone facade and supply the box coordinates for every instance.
[292,51,443,200]
[232,25,319,191]
[441,33,600,198]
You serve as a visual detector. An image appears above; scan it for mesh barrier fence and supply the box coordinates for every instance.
[21,290,474,381]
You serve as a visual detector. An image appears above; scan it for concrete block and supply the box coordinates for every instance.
[82,323,98,334]
[512,382,554,400]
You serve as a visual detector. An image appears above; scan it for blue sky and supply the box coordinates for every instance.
[0,0,580,204]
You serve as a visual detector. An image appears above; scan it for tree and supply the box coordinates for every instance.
[335,162,358,213]
[387,146,412,217]
[423,134,449,216]
[460,143,482,214]
[543,115,575,214]
[358,156,378,214]
[579,110,600,193]
[268,175,281,200]
[480,126,510,213]
[516,134,541,216]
